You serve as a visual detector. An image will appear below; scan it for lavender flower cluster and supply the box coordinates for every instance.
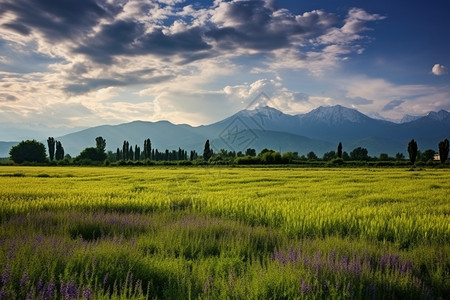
[272,248,414,276]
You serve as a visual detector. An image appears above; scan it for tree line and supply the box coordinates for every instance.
[6,137,450,166]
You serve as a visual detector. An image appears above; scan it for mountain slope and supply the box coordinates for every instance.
[1,105,449,158]
[57,121,208,156]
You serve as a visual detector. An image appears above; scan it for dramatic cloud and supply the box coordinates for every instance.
[432,64,447,76]
[0,0,118,42]
[1,0,446,133]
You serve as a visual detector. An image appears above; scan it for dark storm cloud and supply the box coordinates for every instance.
[2,0,339,66]
[206,26,290,51]
[64,74,174,95]
[138,27,211,56]
[2,23,31,35]
[64,78,126,95]
[1,0,120,42]
[74,20,145,64]
[75,19,212,64]
[206,0,335,51]
[382,99,404,111]
[206,0,290,50]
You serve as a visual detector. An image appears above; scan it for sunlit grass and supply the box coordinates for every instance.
[0,166,449,299]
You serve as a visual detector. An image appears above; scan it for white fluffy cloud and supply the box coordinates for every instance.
[432,64,448,76]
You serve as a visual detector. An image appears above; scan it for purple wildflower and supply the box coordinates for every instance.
[271,250,287,265]
[34,235,44,246]
[82,287,93,300]
[289,248,298,263]
[350,260,362,275]
[339,256,349,270]
[20,273,30,287]
[300,279,312,294]
[1,268,9,285]
[63,281,79,300]
[36,278,44,292]
[400,260,413,274]
[0,290,7,300]
[42,282,55,300]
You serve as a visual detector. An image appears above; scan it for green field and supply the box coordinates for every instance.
[0,166,449,299]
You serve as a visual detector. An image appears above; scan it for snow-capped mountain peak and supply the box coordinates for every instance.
[426,110,450,121]
[301,105,368,124]
[400,114,423,124]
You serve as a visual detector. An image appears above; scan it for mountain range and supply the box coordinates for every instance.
[1,105,449,158]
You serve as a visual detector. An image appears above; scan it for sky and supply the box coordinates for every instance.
[0,0,449,140]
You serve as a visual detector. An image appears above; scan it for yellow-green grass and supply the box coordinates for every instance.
[0,166,449,299]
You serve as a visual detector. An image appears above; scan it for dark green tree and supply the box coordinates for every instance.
[307,151,318,161]
[342,151,350,161]
[129,146,134,161]
[350,147,369,161]
[116,148,121,161]
[245,148,256,156]
[439,138,449,163]
[323,151,336,161]
[165,149,169,161]
[337,142,342,159]
[106,151,115,162]
[96,137,106,153]
[123,141,129,160]
[395,152,405,161]
[76,147,106,162]
[421,149,436,162]
[75,137,107,163]
[47,137,55,161]
[144,138,151,160]
[407,139,418,164]
[135,145,140,161]
[55,141,64,160]
[190,150,198,160]
[203,139,212,161]
[378,153,390,161]
[9,140,47,164]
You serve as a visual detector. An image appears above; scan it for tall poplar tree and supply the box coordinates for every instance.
[408,139,418,164]
[203,139,212,161]
[47,137,55,161]
[439,138,449,163]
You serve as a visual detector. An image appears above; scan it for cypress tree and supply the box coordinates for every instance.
[408,139,418,164]
[55,141,64,160]
[439,138,449,163]
[144,138,151,160]
[116,148,121,161]
[203,139,212,161]
[47,137,55,161]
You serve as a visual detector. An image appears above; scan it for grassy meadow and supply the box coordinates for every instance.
[0,166,449,299]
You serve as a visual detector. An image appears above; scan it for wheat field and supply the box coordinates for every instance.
[0,166,449,299]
